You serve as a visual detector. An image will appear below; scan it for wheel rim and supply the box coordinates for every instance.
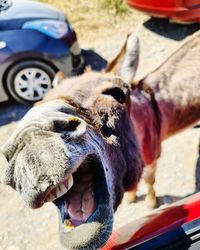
[14,67,52,101]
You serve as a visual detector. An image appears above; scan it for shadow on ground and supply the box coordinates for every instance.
[0,50,107,126]
[143,17,200,40]
[136,193,196,208]
[0,101,31,126]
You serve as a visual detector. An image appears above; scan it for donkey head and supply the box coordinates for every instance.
[1,34,143,249]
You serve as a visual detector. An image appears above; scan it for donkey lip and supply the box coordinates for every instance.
[53,155,110,231]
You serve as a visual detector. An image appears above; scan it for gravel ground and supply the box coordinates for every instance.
[0,8,200,250]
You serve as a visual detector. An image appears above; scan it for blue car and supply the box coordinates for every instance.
[0,0,84,103]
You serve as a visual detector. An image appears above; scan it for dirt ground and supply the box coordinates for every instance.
[0,1,200,250]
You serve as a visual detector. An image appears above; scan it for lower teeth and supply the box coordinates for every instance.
[64,219,75,231]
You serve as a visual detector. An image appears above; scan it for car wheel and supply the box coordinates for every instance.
[6,60,55,104]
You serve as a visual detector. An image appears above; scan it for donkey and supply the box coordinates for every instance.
[1,31,200,249]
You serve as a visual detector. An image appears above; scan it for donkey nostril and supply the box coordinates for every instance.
[53,117,81,133]
[67,117,87,137]
[53,117,86,136]
[68,118,81,131]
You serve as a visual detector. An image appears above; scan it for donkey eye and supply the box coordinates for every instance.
[102,87,126,104]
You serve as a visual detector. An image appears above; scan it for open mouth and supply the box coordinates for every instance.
[44,155,110,234]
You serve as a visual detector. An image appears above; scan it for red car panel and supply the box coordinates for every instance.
[127,0,200,23]
[101,192,200,249]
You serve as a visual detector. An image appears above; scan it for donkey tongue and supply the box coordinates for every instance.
[66,187,96,224]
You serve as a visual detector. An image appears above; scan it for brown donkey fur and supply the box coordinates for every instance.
[83,30,200,208]
[1,31,200,249]
[126,30,200,207]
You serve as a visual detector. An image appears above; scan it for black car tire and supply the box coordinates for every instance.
[5,60,56,104]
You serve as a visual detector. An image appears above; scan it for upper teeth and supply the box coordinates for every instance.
[45,174,73,202]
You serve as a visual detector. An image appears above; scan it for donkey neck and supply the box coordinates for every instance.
[129,68,200,166]
[143,69,200,141]
[129,84,161,165]
[138,32,200,141]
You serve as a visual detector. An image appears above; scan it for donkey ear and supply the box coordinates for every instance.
[105,33,139,85]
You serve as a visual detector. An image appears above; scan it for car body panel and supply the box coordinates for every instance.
[127,0,200,23]
[0,85,8,102]
[0,0,65,21]
[0,29,70,56]
[102,192,200,249]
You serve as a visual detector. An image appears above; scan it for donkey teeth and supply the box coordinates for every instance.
[46,174,74,202]
[63,174,73,191]
[46,193,56,202]
[64,219,75,232]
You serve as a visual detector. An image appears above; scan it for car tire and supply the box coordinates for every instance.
[5,60,56,104]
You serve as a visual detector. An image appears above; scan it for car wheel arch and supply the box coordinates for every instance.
[3,58,58,104]
[3,57,58,84]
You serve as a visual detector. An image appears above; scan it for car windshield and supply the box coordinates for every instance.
[0,0,12,12]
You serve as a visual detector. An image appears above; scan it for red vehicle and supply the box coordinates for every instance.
[127,0,200,23]
[102,192,200,249]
